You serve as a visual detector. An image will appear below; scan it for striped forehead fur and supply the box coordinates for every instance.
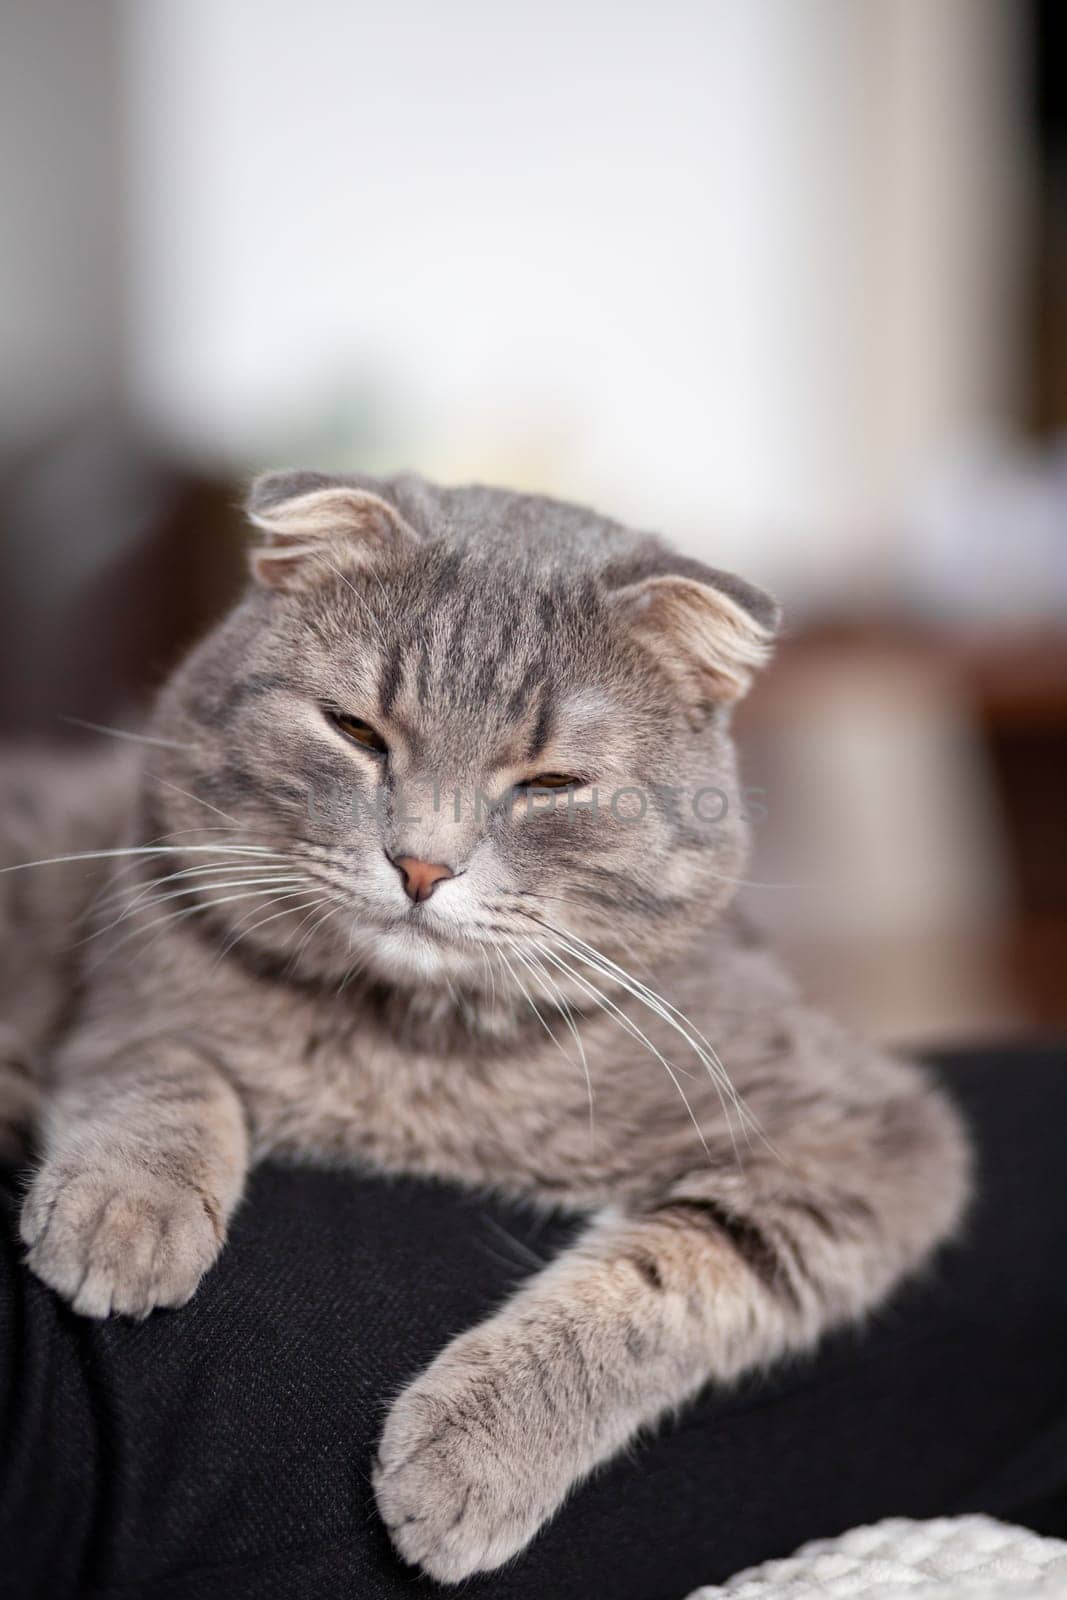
[244,470,779,708]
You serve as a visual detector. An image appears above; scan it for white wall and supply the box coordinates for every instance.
[0,0,122,457]
[121,0,1032,599]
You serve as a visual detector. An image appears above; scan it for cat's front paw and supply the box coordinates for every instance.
[374,1328,582,1583]
[20,1162,224,1318]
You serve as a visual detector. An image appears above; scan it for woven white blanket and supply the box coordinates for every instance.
[686,1517,1067,1600]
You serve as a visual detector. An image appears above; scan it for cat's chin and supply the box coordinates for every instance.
[357,925,482,986]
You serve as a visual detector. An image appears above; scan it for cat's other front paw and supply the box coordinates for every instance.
[374,1329,582,1583]
[20,1161,224,1318]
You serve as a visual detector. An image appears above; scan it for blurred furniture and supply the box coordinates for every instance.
[741,621,1067,1041]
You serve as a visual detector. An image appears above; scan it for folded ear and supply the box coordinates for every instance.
[609,562,779,709]
[245,471,418,592]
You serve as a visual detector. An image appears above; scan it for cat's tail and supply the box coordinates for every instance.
[0,1024,39,1165]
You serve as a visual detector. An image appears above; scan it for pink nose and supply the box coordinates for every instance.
[392,855,455,904]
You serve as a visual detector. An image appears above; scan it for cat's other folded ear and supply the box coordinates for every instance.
[608,555,780,707]
[245,471,418,592]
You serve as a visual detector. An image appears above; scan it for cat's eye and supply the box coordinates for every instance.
[329,711,388,757]
[520,773,584,791]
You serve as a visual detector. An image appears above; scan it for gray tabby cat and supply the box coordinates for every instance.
[2,472,970,1583]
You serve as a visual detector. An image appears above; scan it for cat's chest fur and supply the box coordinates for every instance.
[223,977,724,1208]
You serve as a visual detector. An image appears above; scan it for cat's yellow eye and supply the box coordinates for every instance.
[521,773,584,791]
[330,711,388,756]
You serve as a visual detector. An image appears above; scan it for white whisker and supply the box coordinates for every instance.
[144,772,240,825]
[88,882,317,969]
[283,896,343,977]
[82,874,306,945]
[0,844,282,877]
[550,932,749,1163]
[534,941,713,1165]
[510,942,595,1143]
[94,855,297,916]
[58,716,196,751]
[520,910,769,1157]
[213,890,329,970]
[86,826,264,908]
[496,945,563,1057]
[336,951,368,997]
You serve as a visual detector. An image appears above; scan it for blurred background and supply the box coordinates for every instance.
[1,0,1064,1044]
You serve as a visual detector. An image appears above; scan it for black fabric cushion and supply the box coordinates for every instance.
[2,1046,1067,1599]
